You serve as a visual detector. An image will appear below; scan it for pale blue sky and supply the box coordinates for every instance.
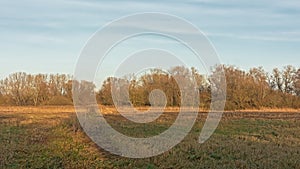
[1,0,299,80]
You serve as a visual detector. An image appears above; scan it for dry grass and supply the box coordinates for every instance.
[1,106,300,168]
[233,107,300,113]
[98,105,300,114]
[0,106,75,113]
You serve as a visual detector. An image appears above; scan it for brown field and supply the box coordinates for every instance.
[1,106,300,168]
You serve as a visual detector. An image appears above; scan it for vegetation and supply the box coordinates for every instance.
[1,106,300,168]
[0,73,72,106]
[0,65,299,110]
[98,65,300,110]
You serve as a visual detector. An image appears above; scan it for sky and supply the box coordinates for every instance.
[1,0,300,82]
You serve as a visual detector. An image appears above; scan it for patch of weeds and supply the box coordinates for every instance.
[146,163,157,169]
[209,153,222,160]
[270,131,279,137]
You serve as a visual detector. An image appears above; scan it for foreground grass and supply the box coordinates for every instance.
[1,106,300,168]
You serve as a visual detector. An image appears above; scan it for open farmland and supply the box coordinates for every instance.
[1,106,300,168]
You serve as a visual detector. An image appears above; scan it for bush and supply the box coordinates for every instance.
[0,96,9,106]
[45,96,73,106]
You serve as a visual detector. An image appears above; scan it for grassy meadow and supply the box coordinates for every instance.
[1,106,300,168]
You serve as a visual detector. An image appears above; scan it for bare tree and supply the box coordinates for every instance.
[32,74,49,106]
[295,68,300,96]
[271,68,283,92]
[282,65,296,94]
[3,72,33,106]
[249,67,269,106]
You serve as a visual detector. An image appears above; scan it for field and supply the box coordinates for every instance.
[1,106,300,168]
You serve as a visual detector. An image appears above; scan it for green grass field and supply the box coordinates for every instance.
[1,107,300,168]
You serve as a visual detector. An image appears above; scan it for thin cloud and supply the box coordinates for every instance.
[207,31,300,42]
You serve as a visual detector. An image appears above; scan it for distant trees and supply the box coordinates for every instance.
[269,66,297,94]
[0,72,33,106]
[223,66,255,109]
[0,73,72,106]
[97,66,204,107]
[97,65,300,110]
[249,67,269,107]
[295,69,300,97]
[223,65,300,110]
[73,80,96,106]
[0,82,6,105]
[0,65,299,110]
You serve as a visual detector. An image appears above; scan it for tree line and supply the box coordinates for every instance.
[0,65,300,110]
[0,73,73,106]
[98,65,300,110]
